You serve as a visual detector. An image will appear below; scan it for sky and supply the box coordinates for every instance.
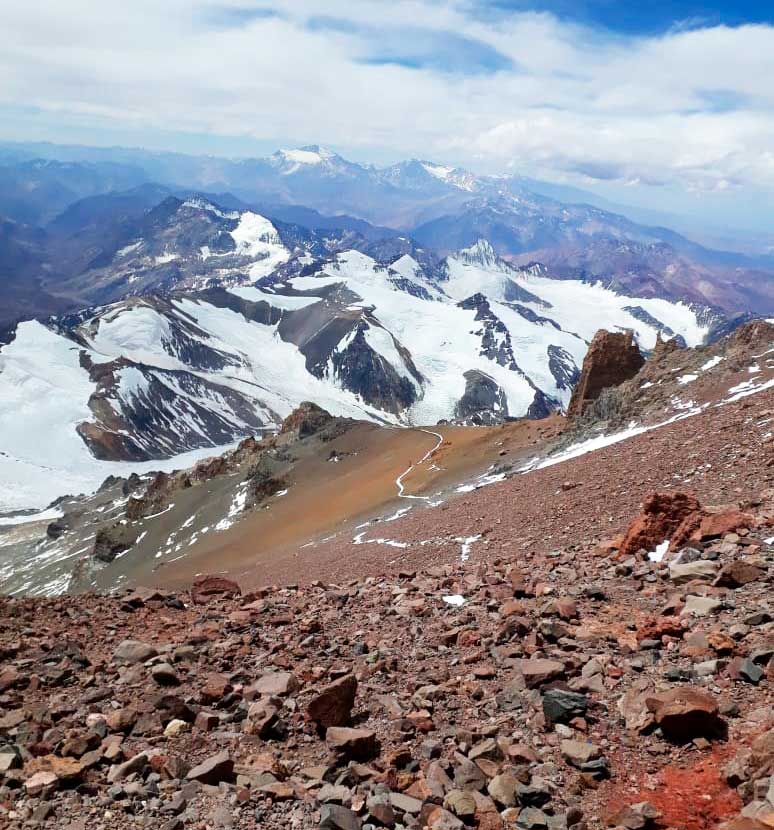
[2,1,774,232]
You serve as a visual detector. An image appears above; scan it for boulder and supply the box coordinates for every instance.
[619,492,701,560]
[567,329,644,418]
[645,687,722,741]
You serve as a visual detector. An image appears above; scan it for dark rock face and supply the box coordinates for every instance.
[547,345,580,392]
[245,470,287,505]
[78,363,270,462]
[567,329,645,418]
[455,370,508,425]
[526,389,558,420]
[623,306,677,340]
[93,523,138,563]
[509,303,561,329]
[503,278,552,308]
[458,294,519,371]
[330,323,418,414]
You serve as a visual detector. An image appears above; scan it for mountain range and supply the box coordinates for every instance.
[1,142,773,334]
[0,142,772,514]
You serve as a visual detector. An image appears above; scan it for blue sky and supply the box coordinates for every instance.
[480,1,774,33]
[1,0,774,234]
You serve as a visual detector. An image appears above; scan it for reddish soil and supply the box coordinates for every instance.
[602,745,742,830]
[152,417,564,590]
[260,383,773,587]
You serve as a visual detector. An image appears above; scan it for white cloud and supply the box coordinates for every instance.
[2,1,774,195]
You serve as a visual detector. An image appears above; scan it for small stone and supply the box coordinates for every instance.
[516,806,549,829]
[252,671,300,697]
[542,688,589,724]
[24,770,58,796]
[560,740,601,767]
[152,663,180,686]
[515,658,565,688]
[682,596,722,617]
[645,687,722,741]
[669,560,719,585]
[715,560,766,588]
[113,640,158,665]
[186,751,234,784]
[444,789,477,819]
[307,674,358,729]
[738,658,765,685]
[487,773,520,807]
[325,727,378,761]
[320,803,362,830]
[164,719,190,737]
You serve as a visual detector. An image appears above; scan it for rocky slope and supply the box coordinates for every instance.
[0,322,772,830]
[0,443,773,830]
[1,321,770,595]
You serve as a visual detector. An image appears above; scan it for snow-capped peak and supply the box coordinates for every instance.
[229,212,291,278]
[421,162,455,181]
[274,145,338,173]
[419,161,478,192]
[455,239,499,269]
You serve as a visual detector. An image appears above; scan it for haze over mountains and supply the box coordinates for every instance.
[2,141,774,334]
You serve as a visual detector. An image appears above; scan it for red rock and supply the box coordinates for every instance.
[326,727,378,761]
[644,687,721,741]
[514,658,565,688]
[696,510,754,541]
[190,575,242,604]
[636,616,685,643]
[307,674,357,729]
[194,711,219,732]
[420,804,465,829]
[186,750,234,784]
[406,710,435,732]
[714,559,766,588]
[554,597,579,620]
[567,329,645,418]
[618,492,701,559]
[200,673,233,704]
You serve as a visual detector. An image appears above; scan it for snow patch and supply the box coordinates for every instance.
[648,540,670,563]
[700,356,723,371]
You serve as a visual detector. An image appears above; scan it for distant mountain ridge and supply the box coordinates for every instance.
[1,140,772,325]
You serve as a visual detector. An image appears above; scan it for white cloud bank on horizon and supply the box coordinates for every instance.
[2,0,774,196]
